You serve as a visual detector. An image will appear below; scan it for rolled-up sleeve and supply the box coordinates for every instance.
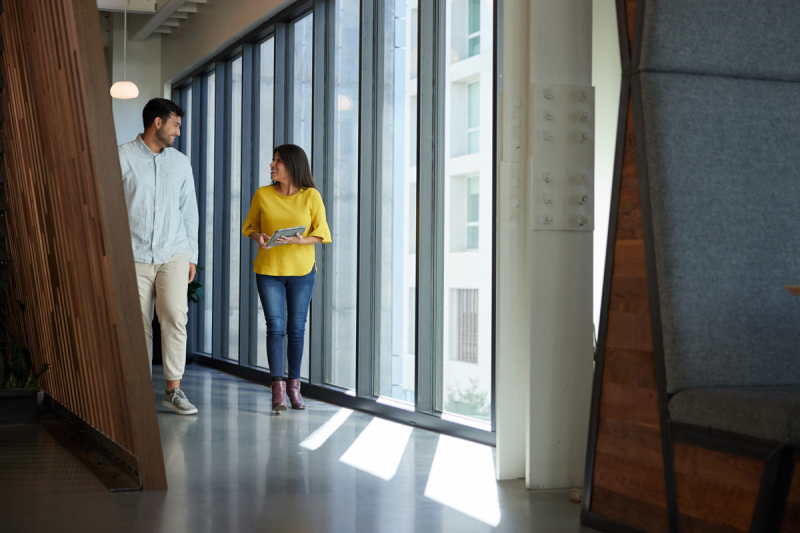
[179,166,200,264]
[307,190,332,243]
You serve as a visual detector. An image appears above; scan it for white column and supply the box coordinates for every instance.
[495,0,531,481]
[526,0,594,489]
[495,0,593,487]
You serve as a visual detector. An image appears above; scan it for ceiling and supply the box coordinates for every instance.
[97,0,207,41]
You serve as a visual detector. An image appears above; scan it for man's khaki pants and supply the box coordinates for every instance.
[135,250,191,381]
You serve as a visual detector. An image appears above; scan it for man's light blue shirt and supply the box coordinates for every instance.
[118,135,199,265]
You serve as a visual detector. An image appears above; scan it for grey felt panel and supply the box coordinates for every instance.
[640,0,800,82]
[669,387,800,443]
[640,72,800,393]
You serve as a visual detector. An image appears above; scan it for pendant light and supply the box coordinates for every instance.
[110,0,139,99]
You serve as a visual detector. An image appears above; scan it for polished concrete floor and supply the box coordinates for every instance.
[0,365,594,533]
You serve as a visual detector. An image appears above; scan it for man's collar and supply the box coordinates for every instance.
[135,134,167,158]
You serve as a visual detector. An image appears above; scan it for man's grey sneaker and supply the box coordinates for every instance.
[162,388,198,415]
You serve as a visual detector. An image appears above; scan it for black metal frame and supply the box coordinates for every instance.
[172,0,498,448]
[580,73,631,525]
[582,1,798,531]
[39,394,141,492]
[632,68,680,533]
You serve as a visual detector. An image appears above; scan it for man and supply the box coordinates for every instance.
[119,98,199,415]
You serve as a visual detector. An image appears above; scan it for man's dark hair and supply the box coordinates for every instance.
[142,98,185,130]
[273,144,316,190]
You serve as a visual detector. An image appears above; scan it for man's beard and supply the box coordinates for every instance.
[156,128,173,148]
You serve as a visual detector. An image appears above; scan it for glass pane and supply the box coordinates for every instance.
[327,0,360,390]
[291,14,314,381]
[466,226,478,250]
[183,87,192,157]
[467,82,480,129]
[442,0,492,425]
[468,0,480,34]
[202,74,215,354]
[467,131,480,154]
[256,37,275,370]
[292,14,313,155]
[377,0,418,403]
[467,176,479,223]
[468,35,480,58]
[227,57,243,361]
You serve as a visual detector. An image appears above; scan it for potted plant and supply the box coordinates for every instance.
[185,266,205,365]
[152,265,204,366]
[0,247,49,424]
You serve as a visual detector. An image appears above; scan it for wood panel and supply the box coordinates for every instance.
[780,462,800,533]
[589,93,670,531]
[673,442,763,532]
[625,0,637,53]
[0,0,166,489]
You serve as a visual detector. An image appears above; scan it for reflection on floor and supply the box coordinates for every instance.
[0,365,594,533]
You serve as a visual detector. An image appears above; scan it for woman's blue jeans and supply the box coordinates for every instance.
[255,268,315,380]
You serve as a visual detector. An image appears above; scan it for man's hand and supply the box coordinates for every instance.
[189,262,196,284]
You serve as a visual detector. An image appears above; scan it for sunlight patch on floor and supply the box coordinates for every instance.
[339,418,413,480]
[424,435,501,527]
[299,408,354,451]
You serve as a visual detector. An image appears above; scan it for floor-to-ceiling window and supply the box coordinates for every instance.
[226,57,244,361]
[328,0,359,390]
[291,14,314,155]
[440,0,492,426]
[201,73,216,354]
[177,0,496,445]
[375,0,418,405]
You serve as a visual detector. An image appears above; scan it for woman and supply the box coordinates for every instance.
[242,144,331,413]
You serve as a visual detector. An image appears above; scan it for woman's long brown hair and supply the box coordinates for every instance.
[273,144,317,190]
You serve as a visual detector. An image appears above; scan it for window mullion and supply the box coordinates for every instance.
[355,0,378,398]
[274,23,289,146]
[416,0,446,415]
[308,0,328,385]
[212,62,226,360]
[188,76,202,358]
[238,44,255,366]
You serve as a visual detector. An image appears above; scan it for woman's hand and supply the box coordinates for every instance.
[274,232,306,246]
[249,232,273,250]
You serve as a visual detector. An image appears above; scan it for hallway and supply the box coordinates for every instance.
[1,365,589,533]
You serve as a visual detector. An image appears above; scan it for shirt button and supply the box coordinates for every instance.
[156,206,159,210]
[155,225,158,229]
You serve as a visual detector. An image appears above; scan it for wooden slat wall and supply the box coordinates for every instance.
[0,0,166,489]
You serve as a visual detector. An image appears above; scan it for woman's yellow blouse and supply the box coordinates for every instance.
[242,186,332,276]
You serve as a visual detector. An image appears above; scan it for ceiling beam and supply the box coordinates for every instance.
[96,0,155,14]
[129,0,189,42]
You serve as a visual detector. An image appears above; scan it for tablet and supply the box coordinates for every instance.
[265,226,307,247]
